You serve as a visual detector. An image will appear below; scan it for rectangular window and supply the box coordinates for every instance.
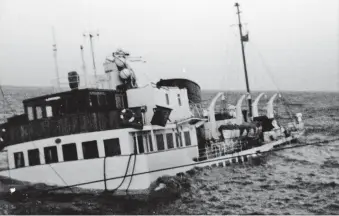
[82,140,99,159]
[46,106,53,117]
[176,132,182,147]
[165,93,170,105]
[104,138,121,157]
[184,131,191,146]
[44,146,58,164]
[166,133,174,149]
[28,148,40,166]
[27,106,34,120]
[148,134,154,152]
[156,134,165,151]
[177,94,182,106]
[115,94,124,109]
[62,143,78,161]
[36,106,43,119]
[14,152,25,168]
[135,135,144,154]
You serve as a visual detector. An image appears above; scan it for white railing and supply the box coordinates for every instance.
[50,74,110,92]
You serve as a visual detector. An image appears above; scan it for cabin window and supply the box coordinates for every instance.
[156,134,165,151]
[115,94,125,109]
[184,131,191,146]
[177,94,182,106]
[176,132,183,147]
[46,106,53,117]
[165,93,170,105]
[14,152,25,168]
[27,106,34,120]
[166,133,174,149]
[62,143,78,161]
[36,106,43,119]
[134,135,145,154]
[82,140,99,159]
[104,138,121,156]
[148,135,154,152]
[98,94,107,107]
[44,146,58,164]
[28,148,40,166]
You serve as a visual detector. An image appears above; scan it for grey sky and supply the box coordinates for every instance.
[0,0,338,91]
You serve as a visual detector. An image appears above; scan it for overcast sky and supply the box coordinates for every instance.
[0,0,338,91]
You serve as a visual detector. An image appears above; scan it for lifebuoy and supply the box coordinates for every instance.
[120,109,135,123]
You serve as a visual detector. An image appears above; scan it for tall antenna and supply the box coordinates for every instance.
[235,3,252,118]
[52,27,61,90]
[83,32,99,88]
[80,45,88,88]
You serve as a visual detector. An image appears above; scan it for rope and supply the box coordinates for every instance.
[125,152,137,194]
[107,153,134,194]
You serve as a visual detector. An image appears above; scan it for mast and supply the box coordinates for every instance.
[89,34,97,84]
[84,32,99,88]
[52,27,61,90]
[80,45,88,88]
[234,3,252,118]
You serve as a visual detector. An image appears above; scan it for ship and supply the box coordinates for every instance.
[0,3,304,195]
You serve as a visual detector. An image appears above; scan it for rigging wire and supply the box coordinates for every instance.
[246,41,295,119]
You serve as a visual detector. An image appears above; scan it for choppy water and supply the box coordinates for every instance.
[0,87,338,214]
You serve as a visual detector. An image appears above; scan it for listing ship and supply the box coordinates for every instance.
[0,3,304,195]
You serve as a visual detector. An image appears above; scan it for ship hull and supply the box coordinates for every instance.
[0,131,303,195]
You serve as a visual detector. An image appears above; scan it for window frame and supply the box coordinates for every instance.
[62,143,78,162]
[14,152,25,168]
[82,140,99,159]
[177,94,182,106]
[184,131,191,146]
[176,132,183,148]
[28,148,41,166]
[156,134,165,151]
[165,93,170,105]
[103,138,121,157]
[166,133,174,149]
[44,146,59,164]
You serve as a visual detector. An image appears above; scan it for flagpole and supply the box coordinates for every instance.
[235,2,252,118]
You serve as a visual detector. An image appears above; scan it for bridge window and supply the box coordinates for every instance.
[14,152,25,168]
[82,140,99,159]
[115,94,125,109]
[176,133,182,147]
[148,135,154,152]
[133,135,145,154]
[177,94,182,106]
[184,131,191,146]
[165,93,170,105]
[62,143,78,161]
[28,148,40,166]
[138,135,145,153]
[44,146,58,164]
[46,106,53,117]
[27,106,34,120]
[104,138,121,156]
[36,106,43,119]
[166,133,174,149]
[156,134,165,151]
